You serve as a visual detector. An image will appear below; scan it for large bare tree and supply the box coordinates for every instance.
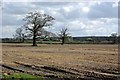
[59,27,69,45]
[23,12,55,46]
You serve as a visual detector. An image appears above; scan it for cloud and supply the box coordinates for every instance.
[2,25,16,38]
[65,18,118,36]
[2,1,118,38]
[3,2,29,15]
[2,13,25,26]
[88,2,118,19]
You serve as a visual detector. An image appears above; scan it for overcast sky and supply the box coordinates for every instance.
[1,1,118,38]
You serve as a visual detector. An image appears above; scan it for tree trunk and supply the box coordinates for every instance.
[33,32,37,46]
[22,34,25,43]
[61,37,65,45]
[22,37,25,43]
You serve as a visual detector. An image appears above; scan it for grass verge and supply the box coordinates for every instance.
[2,73,44,80]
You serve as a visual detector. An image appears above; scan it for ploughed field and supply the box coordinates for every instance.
[2,43,120,80]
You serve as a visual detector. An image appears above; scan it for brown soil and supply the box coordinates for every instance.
[1,43,119,80]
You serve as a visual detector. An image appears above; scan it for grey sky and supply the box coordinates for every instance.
[1,1,118,38]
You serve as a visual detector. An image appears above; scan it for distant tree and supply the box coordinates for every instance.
[14,27,25,42]
[118,35,120,44]
[23,11,55,46]
[59,27,69,45]
[111,32,117,44]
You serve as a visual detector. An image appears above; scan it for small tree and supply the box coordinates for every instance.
[59,27,69,45]
[14,27,25,42]
[23,11,55,46]
[111,32,117,44]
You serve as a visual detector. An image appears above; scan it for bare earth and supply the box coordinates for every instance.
[2,43,120,80]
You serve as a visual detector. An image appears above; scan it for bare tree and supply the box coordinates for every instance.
[23,11,55,46]
[14,27,25,42]
[111,32,117,44]
[59,27,69,45]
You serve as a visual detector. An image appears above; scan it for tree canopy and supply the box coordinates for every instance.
[23,11,55,46]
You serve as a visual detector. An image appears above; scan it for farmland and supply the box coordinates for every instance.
[1,43,119,80]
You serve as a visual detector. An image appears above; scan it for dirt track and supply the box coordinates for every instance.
[2,43,120,80]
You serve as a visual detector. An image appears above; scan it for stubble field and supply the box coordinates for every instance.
[1,43,119,80]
